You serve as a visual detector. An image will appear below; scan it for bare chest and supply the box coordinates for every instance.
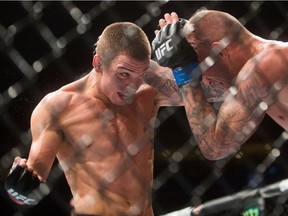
[57,99,154,200]
[58,98,153,157]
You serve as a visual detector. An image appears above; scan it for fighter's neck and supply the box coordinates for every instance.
[84,70,111,106]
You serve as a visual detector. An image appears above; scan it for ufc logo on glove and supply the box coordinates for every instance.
[154,38,173,60]
[151,19,200,86]
[6,188,38,205]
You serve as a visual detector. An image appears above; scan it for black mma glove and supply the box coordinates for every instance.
[5,164,41,205]
[152,18,201,86]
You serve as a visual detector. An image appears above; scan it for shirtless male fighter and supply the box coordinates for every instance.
[152,10,288,160]
[4,21,193,216]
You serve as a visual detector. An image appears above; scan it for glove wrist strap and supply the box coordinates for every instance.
[172,63,201,86]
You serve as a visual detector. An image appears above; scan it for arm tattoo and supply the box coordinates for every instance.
[144,69,181,97]
[180,71,269,160]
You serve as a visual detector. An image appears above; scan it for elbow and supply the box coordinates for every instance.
[198,143,237,161]
[200,150,225,161]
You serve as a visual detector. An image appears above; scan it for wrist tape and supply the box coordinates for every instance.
[172,63,201,86]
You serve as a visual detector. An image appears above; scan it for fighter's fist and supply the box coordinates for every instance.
[152,17,201,86]
[5,159,41,205]
[152,18,197,69]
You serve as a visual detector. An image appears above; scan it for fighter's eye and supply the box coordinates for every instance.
[119,72,129,78]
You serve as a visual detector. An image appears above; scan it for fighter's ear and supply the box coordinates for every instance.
[211,41,230,59]
[93,55,102,72]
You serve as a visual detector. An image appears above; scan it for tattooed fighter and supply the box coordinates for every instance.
[152,10,288,160]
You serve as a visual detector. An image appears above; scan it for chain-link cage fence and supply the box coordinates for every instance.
[1,1,288,216]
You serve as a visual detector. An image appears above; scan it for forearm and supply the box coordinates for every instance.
[180,83,243,160]
[144,60,181,97]
[27,156,51,182]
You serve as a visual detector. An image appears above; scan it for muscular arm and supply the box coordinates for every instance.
[27,93,64,181]
[181,60,272,160]
[144,60,183,106]
[5,93,65,205]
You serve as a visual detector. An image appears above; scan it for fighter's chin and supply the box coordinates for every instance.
[113,92,134,105]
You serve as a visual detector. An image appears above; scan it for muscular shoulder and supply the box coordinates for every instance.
[236,45,288,90]
[31,90,75,125]
[253,43,288,81]
[231,43,288,106]
[33,74,89,117]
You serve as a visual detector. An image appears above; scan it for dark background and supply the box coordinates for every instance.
[0,1,288,216]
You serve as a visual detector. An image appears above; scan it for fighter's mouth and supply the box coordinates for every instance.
[118,92,125,99]
[118,84,138,101]
[118,92,130,100]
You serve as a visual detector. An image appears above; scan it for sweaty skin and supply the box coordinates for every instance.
[14,55,181,215]
[159,12,288,160]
